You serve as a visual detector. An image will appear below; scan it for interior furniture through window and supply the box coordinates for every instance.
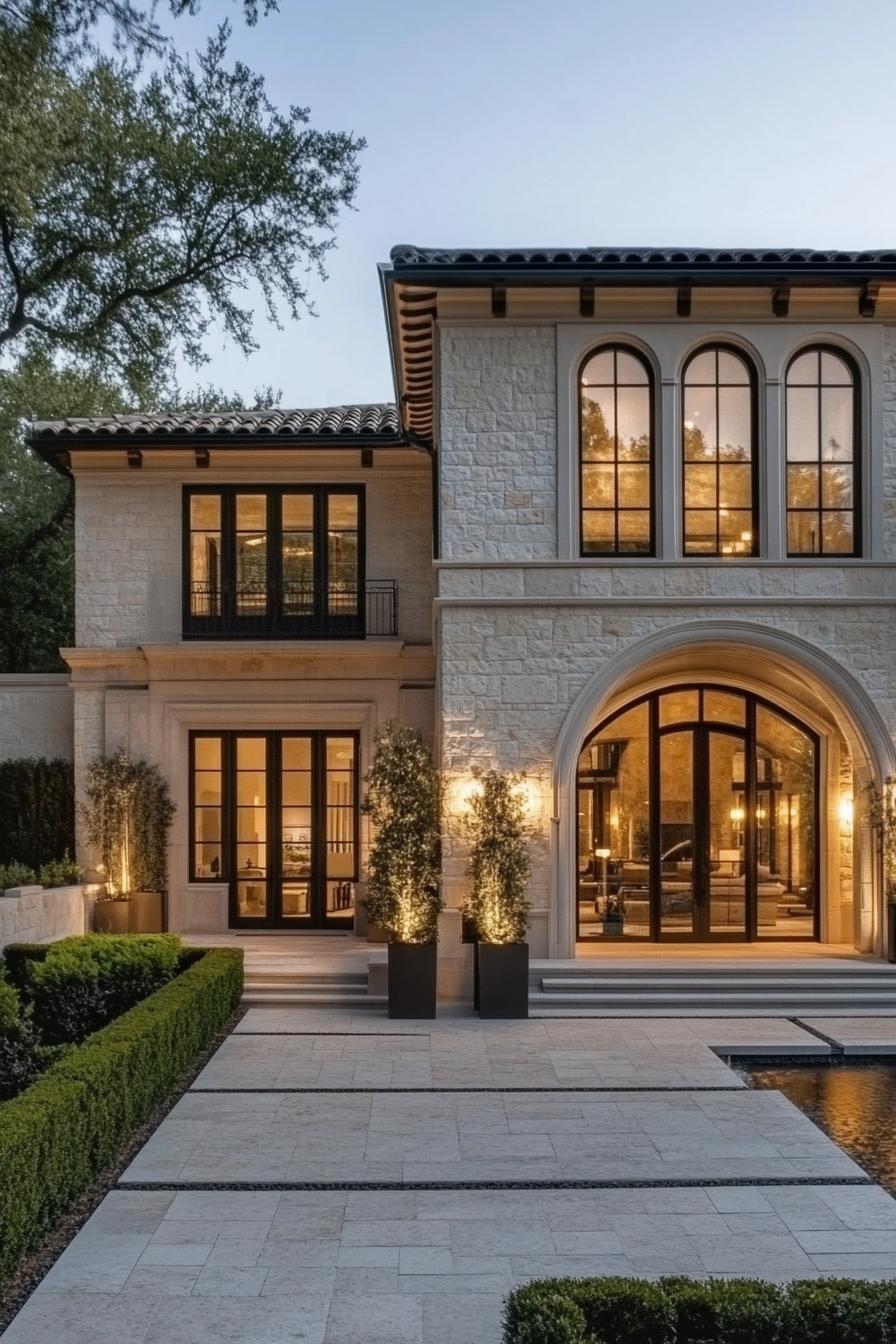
[576,685,818,942]
[190,730,359,929]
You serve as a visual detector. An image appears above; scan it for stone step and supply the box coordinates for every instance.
[539,975,896,992]
[243,969,368,985]
[241,989,387,1006]
[531,990,896,1010]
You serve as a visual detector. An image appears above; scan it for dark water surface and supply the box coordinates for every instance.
[750,1062,896,1193]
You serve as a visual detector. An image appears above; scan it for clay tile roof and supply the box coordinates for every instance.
[32,403,401,441]
[388,245,896,272]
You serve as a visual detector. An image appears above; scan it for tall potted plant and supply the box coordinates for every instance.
[463,770,531,1018]
[864,776,896,962]
[363,724,442,1018]
[81,751,175,934]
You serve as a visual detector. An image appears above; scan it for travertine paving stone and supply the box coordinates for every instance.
[800,1018,896,1054]
[121,1087,863,1185]
[194,1023,750,1091]
[6,1185,896,1344]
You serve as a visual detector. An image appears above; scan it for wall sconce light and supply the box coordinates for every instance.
[839,795,854,826]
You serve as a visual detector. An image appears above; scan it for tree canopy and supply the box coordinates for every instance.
[0,1,364,671]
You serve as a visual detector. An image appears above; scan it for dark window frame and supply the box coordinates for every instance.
[182,484,366,638]
[575,684,820,944]
[578,343,657,558]
[681,343,760,557]
[784,344,862,558]
[188,728,361,930]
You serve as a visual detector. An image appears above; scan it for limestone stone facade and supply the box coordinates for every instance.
[24,246,896,971]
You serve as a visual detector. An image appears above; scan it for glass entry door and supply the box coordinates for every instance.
[575,685,818,942]
[658,724,749,941]
[191,730,359,929]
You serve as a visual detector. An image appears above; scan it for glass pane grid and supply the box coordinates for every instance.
[580,347,652,555]
[786,348,856,555]
[683,348,755,556]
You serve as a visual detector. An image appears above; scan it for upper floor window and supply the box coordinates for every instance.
[683,346,757,556]
[785,347,859,556]
[580,345,654,555]
[184,485,368,638]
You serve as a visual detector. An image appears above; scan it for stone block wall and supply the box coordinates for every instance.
[0,883,99,950]
[0,675,73,762]
[74,468,434,648]
[439,326,557,560]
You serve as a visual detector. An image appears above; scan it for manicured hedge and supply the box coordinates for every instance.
[0,758,74,872]
[503,1276,896,1344]
[0,947,243,1280]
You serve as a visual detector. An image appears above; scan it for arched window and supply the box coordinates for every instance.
[785,347,859,555]
[580,345,653,555]
[682,346,757,556]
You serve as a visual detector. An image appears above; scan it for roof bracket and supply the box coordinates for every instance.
[361,446,373,468]
[579,283,595,318]
[859,281,880,317]
[194,446,210,468]
[491,285,507,318]
[676,284,692,318]
[126,447,142,469]
[772,284,790,317]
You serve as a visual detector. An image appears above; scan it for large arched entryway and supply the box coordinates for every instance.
[576,684,819,943]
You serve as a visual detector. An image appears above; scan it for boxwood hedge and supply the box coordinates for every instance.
[503,1275,896,1344]
[0,947,242,1280]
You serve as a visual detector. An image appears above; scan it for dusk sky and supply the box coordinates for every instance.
[168,0,894,408]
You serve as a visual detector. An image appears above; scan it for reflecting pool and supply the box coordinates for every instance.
[750,1063,896,1193]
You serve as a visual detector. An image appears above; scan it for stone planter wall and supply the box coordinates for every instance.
[0,883,102,951]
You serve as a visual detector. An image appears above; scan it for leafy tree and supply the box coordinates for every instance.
[363,724,442,944]
[0,24,364,394]
[463,771,531,945]
[1,0,279,59]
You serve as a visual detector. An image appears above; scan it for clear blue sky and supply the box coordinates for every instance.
[167,0,894,408]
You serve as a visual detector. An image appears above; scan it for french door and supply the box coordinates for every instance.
[575,685,819,943]
[658,724,751,940]
[191,730,359,929]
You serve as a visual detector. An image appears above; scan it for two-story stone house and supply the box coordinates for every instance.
[29,246,896,990]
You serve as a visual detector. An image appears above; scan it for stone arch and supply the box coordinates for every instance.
[551,621,895,957]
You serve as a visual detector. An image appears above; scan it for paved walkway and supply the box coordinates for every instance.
[5,1010,896,1344]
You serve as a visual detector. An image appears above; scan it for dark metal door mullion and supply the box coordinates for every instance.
[269,732,280,928]
[312,733,325,928]
[694,727,710,940]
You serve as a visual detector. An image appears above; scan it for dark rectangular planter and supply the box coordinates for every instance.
[387,941,437,1019]
[888,904,896,964]
[477,942,529,1019]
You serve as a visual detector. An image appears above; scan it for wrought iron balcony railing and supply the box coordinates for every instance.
[184,579,398,639]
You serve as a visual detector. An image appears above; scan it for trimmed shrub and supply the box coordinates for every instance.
[0,972,46,1101]
[28,934,183,1043]
[0,860,37,891]
[2,943,52,995]
[503,1276,896,1344]
[0,947,243,1280]
[37,854,84,888]
[0,758,74,873]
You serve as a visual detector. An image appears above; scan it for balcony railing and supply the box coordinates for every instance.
[184,580,398,639]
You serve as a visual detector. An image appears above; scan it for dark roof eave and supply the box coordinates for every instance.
[384,260,896,287]
[30,431,413,476]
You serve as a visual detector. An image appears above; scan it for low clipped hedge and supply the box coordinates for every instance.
[0,947,242,1280]
[503,1276,896,1344]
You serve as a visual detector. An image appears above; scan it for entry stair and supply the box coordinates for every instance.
[241,951,385,1007]
[530,959,896,1016]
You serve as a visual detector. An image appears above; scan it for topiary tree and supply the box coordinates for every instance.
[362,723,442,944]
[463,770,531,945]
[80,751,175,894]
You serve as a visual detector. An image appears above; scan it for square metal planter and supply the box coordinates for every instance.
[477,942,529,1019]
[387,941,437,1019]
